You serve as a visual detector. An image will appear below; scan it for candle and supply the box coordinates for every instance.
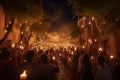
[110,55,114,60]
[20,70,27,80]
[98,47,103,52]
[52,56,56,61]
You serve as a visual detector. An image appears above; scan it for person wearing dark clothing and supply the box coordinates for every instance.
[114,64,120,80]
[38,54,59,80]
[17,50,39,80]
[80,54,94,80]
[0,49,17,80]
[72,49,80,80]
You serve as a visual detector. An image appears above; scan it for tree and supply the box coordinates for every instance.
[0,0,44,44]
[67,0,120,37]
[67,0,120,56]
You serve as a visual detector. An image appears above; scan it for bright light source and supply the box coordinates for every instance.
[88,39,92,44]
[92,17,95,20]
[98,47,103,52]
[94,39,97,42]
[110,55,114,59]
[20,70,27,80]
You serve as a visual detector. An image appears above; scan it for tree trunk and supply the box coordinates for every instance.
[0,17,15,44]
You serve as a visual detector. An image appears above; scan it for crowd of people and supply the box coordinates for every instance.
[0,47,120,80]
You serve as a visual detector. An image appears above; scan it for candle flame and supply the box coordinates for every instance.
[52,56,56,61]
[20,70,27,79]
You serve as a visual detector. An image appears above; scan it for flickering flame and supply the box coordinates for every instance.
[82,45,85,49]
[88,39,92,44]
[92,17,95,20]
[74,47,77,51]
[52,56,56,61]
[98,47,103,51]
[12,43,15,48]
[94,39,97,42]
[110,55,114,59]
[20,70,27,80]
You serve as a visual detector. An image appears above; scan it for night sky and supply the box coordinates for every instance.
[43,0,76,32]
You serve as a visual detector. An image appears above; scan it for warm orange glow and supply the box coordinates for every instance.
[81,25,84,28]
[94,39,97,42]
[52,56,56,61]
[20,70,27,80]
[88,39,92,44]
[82,45,85,49]
[110,55,114,59]
[98,47,103,51]
[71,51,74,55]
[74,47,77,51]
[90,56,94,60]
[5,29,7,33]
[68,58,71,61]
[21,32,23,34]
[89,22,91,25]
[9,21,11,24]
[59,53,62,56]
[92,17,95,20]
[20,45,24,50]
[12,43,15,48]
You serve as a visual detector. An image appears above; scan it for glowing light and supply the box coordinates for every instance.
[81,25,84,28]
[89,22,91,25]
[59,53,62,56]
[98,47,103,52]
[12,43,15,48]
[71,51,74,55]
[82,45,85,49]
[9,21,11,24]
[20,70,27,80]
[20,24,22,27]
[94,39,97,42]
[20,45,24,50]
[52,56,56,61]
[74,47,77,51]
[20,41,23,44]
[21,32,23,34]
[7,25,9,27]
[90,56,94,60]
[68,58,71,61]
[5,30,7,33]
[110,55,114,59]
[88,39,92,44]
[92,17,95,20]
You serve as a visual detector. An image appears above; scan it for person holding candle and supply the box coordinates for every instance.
[17,50,39,80]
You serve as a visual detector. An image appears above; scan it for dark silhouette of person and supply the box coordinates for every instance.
[95,56,112,80]
[17,50,39,80]
[72,48,80,80]
[0,48,17,80]
[79,54,94,80]
[38,54,59,80]
[114,64,120,80]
